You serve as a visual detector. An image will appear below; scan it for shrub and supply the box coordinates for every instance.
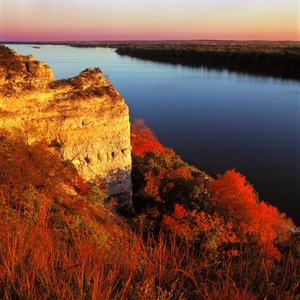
[208,169,292,262]
[131,119,164,155]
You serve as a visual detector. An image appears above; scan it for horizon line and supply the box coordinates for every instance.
[1,39,300,43]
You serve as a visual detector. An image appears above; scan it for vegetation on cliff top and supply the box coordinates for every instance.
[0,122,300,299]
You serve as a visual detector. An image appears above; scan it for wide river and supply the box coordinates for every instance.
[7,44,300,225]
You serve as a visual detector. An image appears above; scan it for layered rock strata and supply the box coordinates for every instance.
[0,47,132,210]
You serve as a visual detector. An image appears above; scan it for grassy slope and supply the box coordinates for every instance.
[0,126,299,299]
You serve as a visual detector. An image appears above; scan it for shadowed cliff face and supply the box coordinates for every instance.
[0,46,132,210]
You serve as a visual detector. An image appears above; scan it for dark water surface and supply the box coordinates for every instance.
[8,44,300,225]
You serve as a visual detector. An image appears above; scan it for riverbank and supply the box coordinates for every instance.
[2,40,300,47]
[115,43,300,75]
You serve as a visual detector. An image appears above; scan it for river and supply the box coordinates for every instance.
[6,44,300,225]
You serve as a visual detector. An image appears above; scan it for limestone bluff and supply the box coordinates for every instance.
[0,46,132,210]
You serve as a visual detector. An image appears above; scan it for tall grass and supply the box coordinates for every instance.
[0,197,299,300]
[0,125,299,299]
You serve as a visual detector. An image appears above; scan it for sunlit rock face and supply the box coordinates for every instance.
[0,47,132,210]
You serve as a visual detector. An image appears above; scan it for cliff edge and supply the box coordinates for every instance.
[0,45,132,210]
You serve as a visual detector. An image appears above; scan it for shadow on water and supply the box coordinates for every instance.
[117,53,300,82]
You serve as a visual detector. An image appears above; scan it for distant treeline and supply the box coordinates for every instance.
[116,44,300,72]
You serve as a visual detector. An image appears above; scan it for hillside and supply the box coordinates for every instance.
[0,120,300,299]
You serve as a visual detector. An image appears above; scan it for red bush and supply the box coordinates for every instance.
[131,119,164,155]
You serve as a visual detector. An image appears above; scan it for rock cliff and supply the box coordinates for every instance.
[0,45,132,210]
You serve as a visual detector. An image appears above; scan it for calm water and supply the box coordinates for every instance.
[7,44,300,225]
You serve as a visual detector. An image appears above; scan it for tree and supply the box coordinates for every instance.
[207,169,291,261]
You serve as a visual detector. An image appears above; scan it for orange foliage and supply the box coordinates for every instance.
[0,129,75,201]
[131,119,164,155]
[141,166,199,203]
[131,120,294,264]
[163,203,237,251]
[162,204,188,232]
[208,169,256,225]
[173,202,186,219]
[1,124,299,298]
[207,169,287,261]
[143,170,164,201]
[73,174,91,195]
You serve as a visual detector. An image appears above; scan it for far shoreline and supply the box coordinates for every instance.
[1,40,300,48]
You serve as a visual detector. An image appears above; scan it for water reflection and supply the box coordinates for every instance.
[117,53,300,82]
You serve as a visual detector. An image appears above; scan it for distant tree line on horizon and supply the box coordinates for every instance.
[116,44,300,73]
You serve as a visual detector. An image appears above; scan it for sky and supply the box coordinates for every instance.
[0,0,299,41]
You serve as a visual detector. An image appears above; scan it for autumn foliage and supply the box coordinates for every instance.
[207,169,293,261]
[0,127,76,204]
[0,122,299,298]
[131,119,164,155]
[130,120,296,264]
[162,204,238,252]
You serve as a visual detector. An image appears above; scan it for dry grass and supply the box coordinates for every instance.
[0,126,299,299]
[0,198,299,300]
